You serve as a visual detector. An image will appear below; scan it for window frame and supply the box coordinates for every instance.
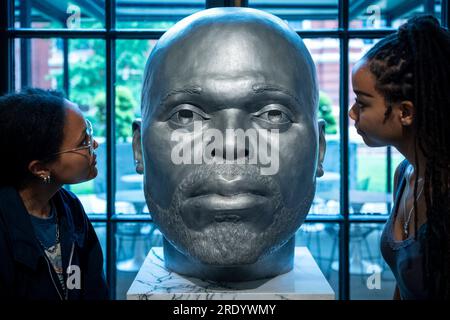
[0,0,448,300]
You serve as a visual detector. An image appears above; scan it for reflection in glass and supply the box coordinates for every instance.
[14,0,105,29]
[116,0,205,29]
[249,0,339,29]
[349,0,442,29]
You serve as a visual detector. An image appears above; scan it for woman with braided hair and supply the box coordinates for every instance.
[349,15,450,299]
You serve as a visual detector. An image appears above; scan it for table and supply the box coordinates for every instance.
[97,190,147,214]
[317,190,392,213]
[121,174,143,184]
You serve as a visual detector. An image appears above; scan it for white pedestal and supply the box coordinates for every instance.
[127,247,335,300]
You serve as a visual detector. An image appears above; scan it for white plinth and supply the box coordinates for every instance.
[127,247,334,300]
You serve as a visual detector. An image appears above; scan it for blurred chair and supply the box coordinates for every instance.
[116,223,160,272]
[326,223,383,281]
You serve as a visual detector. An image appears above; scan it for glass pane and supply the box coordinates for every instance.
[351,146,390,214]
[15,38,64,91]
[115,39,156,215]
[295,222,339,297]
[348,38,392,215]
[68,39,107,214]
[249,0,339,30]
[303,38,340,215]
[14,0,105,29]
[349,0,442,29]
[116,0,205,29]
[349,223,396,299]
[115,222,163,300]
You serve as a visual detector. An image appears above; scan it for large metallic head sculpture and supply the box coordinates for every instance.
[132,7,325,282]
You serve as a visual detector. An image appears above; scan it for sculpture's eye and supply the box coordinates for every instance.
[257,109,292,125]
[168,106,208,126]
[175,110,194,125]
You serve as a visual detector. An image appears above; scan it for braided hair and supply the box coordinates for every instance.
[364,15,450,299]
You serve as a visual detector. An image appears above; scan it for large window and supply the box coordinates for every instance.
[1,0,448,300]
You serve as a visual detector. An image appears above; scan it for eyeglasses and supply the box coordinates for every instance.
[47,120,94,158]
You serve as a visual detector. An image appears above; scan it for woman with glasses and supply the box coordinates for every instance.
[0,88,108,300]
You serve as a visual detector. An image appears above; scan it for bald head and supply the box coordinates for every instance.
[133,7,326,280]
[141,7,318,121]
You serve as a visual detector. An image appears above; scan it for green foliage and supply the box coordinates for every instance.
[93,86,136,142]
[115,39,153,103]
[318,91,337,134]
[68,38,152,140]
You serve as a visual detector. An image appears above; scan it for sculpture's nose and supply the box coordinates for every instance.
[210,108,250,161]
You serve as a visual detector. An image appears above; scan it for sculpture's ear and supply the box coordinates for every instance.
[132,119,144,174]
[316,119,326,178]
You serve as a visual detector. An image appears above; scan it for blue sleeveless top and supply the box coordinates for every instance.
[380,159,430,299]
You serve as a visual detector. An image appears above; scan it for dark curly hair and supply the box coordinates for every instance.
[364,15,450,299]
[0,88,67,189]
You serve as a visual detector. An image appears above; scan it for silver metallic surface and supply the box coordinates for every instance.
[132,7,326,282]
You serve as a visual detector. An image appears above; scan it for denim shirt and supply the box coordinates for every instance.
[380,160,430,299]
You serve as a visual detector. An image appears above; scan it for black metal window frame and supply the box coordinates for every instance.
[0,0,448,300]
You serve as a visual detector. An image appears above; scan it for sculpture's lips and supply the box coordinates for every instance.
[183,193,270,223]
[184,177,271,222]
[186,177,270,198]
[181,177,276,228]
[188,193,268,210]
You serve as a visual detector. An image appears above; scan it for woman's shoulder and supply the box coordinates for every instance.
[394,159,410,179]
[393,159,410,193]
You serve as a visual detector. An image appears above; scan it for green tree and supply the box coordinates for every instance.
[318,91,337,134]
[67,38,152,140]
[93,86,136,142]
[69,39,106,107]
[116,39,154,103]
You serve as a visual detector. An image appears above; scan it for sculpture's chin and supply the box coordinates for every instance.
[185,222,268,265]
[160,201,308,266]
[145,171,315,271]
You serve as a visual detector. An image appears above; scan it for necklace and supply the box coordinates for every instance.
[35,204,60,253]
[403,165,424,237]
[43,223,60,254]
